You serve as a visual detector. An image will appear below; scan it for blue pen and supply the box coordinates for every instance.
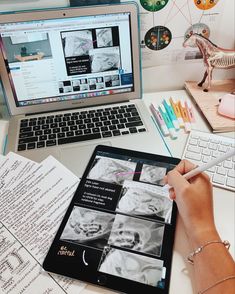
[163,98,180,130]
[159,104,177,139]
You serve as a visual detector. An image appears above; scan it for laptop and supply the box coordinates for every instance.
[0,3,169,177]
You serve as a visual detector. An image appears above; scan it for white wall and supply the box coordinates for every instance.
[0,0,234,93]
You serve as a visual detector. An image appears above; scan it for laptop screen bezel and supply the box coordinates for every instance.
[0,3,141,116]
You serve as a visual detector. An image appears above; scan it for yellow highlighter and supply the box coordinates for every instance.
[178,99,191,132]
[169,97,184,128]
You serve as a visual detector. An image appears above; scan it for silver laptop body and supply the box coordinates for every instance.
[0,3,169,177]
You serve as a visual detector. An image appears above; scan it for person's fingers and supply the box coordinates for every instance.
[169,189,176,200]
[174,159,197,175]
[167,169,190,194]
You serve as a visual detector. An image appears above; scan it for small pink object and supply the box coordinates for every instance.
[218,93,235,119]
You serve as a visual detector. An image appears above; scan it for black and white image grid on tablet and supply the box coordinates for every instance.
[87,156,137,185]
[116,180,172,224]
[60,206,115,250]
[98,247,165,288]
[140,164,167,186]
[108,214,165,257]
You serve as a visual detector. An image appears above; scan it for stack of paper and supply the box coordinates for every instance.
[0,152,86,294]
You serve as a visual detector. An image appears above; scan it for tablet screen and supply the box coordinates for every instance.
[43,145,180,294]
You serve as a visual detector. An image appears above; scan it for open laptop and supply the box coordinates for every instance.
[0,3,169,177]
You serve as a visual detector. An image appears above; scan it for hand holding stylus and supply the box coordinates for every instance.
[163,148,235,191]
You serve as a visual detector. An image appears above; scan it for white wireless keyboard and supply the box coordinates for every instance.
[182,130,235,192]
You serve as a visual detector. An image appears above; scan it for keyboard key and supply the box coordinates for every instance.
[125,121,143,128]
[228,169,235,178]
[18,144,26,151]
[92,128,100,133]
[208,166,216,173]
[19,132,34,138]
[109,125,117,131]
[185,152,202,161]
[19,137,38,144]
[27,143,36,150]
[227,178,235,188]
[101,126,108,132]
[20,122,28,128]
[29,121,36,127]
[33,126,40,131]
[37,141,45,148]
[67,131,74,137]
[223,161,233,169]
[212,174,225,185]
[122,131,129,135]
[102,131,112,138]
[218,145,228,153]
[117,124,125,129]
[79,124,86,129]
[130,127,137,133]
[208,143,217,150]
[202,155,211,163]
[84,129,92,134]
[39,135,47,141]
[49,134,56,139]
[199,141,208,148]
[61,127,69,132]
[75,130,83,136]
[58,133,101,144]
[57,133,65,138]
[202,149,211,156]
[20,127,32,133]
[35,130,43,136]
[46,140,57,147]
[113,130,121,136]
[187,145,201,154]
[189,138,198,145]
[44,129,51,135]
[216,167,226,176]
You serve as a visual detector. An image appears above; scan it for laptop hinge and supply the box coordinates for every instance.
[26,100,130,116]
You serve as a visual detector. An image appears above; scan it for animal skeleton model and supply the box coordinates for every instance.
[183,33,235,92]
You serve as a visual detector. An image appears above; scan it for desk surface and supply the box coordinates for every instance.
[0,89,234,294]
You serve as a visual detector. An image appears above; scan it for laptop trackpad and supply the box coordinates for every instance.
[60,141,112,178]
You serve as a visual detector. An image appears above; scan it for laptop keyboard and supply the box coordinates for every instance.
[17,103,146,151]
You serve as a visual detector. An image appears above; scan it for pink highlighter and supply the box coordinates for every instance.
[150,103,170,136]
[185,100,196,123]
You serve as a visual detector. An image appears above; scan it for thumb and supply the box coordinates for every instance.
[167,169,190,195]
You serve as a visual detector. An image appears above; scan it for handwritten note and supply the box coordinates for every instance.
[0,153,85,294]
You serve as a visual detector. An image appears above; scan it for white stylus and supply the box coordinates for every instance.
[163,148,235,191]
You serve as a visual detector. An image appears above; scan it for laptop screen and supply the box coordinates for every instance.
[0,11,134,107]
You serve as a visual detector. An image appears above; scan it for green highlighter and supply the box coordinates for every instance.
[159,104,178,139]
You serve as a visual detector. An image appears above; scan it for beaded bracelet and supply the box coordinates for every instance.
[187,240,230,265]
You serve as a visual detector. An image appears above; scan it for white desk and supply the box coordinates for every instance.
[0,90,234,294]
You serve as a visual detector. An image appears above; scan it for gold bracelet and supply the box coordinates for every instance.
[187,240,230,265]
[198,275,235,294]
